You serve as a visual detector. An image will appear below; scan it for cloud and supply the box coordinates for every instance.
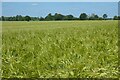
[32,3,38,6]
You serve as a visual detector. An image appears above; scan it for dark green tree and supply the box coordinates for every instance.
[19,15,24,21]
[39,17,44,21]
[118,16,120,20]
[31,17,39,21]
[8,17,14,21]
[113,16,118,20]
[13,16,17,21]
[92,14,99,20]
[54,13,64,20]
[64,15,74,20]
[79,13,88,20]
[89,14,99,20]
[99,17,103,20]
[25,16,31,22]
[16,15,19,21]
[45,13,54,21]
[16,15,24,21]
[2,16,5,21]
[89,14,95,20]
[103,14,108,20]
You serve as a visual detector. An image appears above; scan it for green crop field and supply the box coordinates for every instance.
[2,21,118,78]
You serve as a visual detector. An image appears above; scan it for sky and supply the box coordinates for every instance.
[2,2,118,18]
[1,0,120,2]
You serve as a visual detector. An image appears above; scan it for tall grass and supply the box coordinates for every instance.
[2,21,118,78]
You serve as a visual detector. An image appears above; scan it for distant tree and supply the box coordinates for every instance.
[36,17,40,21]
[1,13,117,21]
[64,15,74,20]
[2,16,5,21]
[73,17,79,20]
[103,14,108,20]
[99,17,103,20]
[8,17,13,21]
[39,17,44,21]
[94,15,99,20]
[113,16,118,20]
[18,15,25,21]
[118,16,120,20]
[89,14,96,20]
[88,14,99,20]
[4,17,8,21]
[16,15,19,21]
[31,17,40,21]
[25,16,31,22]
[12,16,17,21]
[54,13,64,20]
[18,15,23,21]
[79,13,88,20]
[45,13,54,21]
[0,17,1,21]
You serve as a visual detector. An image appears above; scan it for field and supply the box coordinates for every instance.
[2,21,118,78]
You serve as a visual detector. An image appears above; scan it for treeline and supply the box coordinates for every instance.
[1,13,120,21]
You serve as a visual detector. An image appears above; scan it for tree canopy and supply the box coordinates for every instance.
[1,13,120,21]
[103,14,108,20]
[25,16,31,22]
[79,13,88,20]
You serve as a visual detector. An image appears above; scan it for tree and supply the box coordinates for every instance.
[2,16,5,21]
[103,14,108,20]
[88,14,99,20]
[31,17,39,21]
[8,17,13,21]
[113,16,118,20]
[45,13,54,21]
[25,16,31,22]
[39,17,44,21]
[19,15,24,21]
[99,17,103,20]
[64,15,74,20]
[54,13,64,20]
[118,16,120,20]
[12,16,17,21]
[79,13,88,20]
[89,14,95,20]
[16,15,19,21]
[94,15,99,20]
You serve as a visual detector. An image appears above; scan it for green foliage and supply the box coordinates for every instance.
[15,15,24,21]
[1,13,120,21]
[79,13,88,20]
[25,16,31,22]
[89,14,99,20]
[2,21,118,78]
[113,16,118,20]
[39,17,44,21]
[54,13,64,20]
[2,16,5,21]
[103,14,108,20]
[45,13,54,21]
[64,15,74,20]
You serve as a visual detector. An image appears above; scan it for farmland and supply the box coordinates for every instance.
[2,21,118,78]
